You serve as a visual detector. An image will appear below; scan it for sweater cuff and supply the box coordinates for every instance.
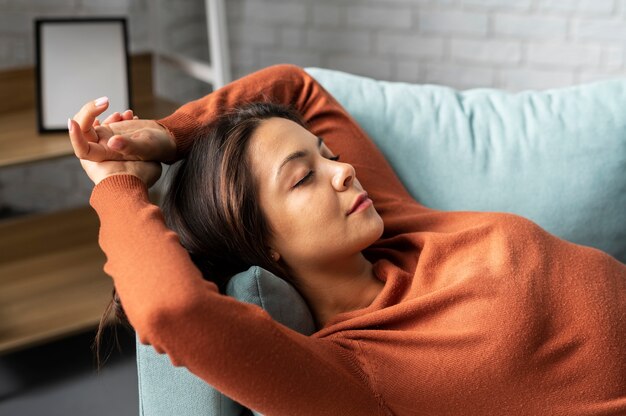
[89,174,150,213]
[157,111,204,162]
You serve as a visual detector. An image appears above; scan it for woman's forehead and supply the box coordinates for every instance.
[249,118,317,158]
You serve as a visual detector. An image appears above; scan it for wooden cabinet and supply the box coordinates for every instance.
[0,54,177,354]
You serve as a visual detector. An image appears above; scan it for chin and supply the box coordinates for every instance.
[360,210,385,249]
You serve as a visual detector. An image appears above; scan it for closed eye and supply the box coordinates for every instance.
[293,170,314,188]
[292,154,340,189]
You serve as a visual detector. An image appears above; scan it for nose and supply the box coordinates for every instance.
[332,161,355,191]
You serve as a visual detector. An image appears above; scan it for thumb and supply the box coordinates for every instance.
[107,134,149,161]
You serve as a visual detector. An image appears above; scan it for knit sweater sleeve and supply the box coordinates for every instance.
[157,64,429,220]
[90,174,386,415]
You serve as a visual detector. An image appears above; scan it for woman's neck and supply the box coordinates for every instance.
[292,253,384,328]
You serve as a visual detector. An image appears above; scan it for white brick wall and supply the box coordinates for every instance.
[221,0,626,92]
[4,0,625,90]
[3,0,626,215]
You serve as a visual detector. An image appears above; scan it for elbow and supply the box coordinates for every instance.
[131,300,194,352]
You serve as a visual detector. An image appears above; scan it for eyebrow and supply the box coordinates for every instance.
[276,136,324,179]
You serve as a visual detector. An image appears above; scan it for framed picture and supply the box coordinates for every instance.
[35,18,131,133]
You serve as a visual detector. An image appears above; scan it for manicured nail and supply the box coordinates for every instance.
[94,96,108,107]
[67,118,73,132]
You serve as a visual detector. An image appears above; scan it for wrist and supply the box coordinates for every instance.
[96,172,143,186]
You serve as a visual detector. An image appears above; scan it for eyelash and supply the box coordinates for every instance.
[292,154,341,188]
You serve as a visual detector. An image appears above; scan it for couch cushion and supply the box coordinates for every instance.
[137,265,315,416]
[306,67,626,264]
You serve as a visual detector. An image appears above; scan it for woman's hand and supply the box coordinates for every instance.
[68,118,162,187]
[70,97,177,163]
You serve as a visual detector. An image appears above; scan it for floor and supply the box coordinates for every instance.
[0,328,139,416]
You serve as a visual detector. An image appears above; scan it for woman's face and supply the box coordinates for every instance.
[247,117,384,272]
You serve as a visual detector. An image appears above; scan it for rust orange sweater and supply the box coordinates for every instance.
[89,64,626,415]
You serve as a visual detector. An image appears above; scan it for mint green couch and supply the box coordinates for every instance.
[137,67,626,416]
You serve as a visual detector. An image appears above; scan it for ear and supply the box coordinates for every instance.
[268,249,281,262]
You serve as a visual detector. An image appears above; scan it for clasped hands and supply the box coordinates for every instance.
[67,96,177,186]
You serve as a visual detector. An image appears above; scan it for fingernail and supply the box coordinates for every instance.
[67,118,73,132]
[94,96,108,107]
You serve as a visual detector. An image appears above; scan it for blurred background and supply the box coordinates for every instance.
[1,0,625,414]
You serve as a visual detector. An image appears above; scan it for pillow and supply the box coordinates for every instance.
[226,265,316,336]
[306,67,626,264]
[137,266,315,416]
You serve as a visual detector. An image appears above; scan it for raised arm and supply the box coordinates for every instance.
[158,64,424,222]
[89,175,388,415]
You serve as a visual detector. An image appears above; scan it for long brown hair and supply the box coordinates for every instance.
[94,101,308,366]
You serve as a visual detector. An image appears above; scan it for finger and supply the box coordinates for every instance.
[106,134,143,161]
[102,112,123,125]
[73,96,110,142]
[107,135,128,153]
[121,109,134,120]
[93,118,101,127]
[68,118,104,161]
[133,115,139,120]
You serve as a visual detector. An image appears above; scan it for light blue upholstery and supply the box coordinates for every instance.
[136,67,626,415]
[306,67,626,263]
[137,266,315,416]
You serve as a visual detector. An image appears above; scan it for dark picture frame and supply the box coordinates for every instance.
[35,17,132,133]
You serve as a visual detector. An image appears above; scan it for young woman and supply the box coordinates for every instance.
[68,64,626,415]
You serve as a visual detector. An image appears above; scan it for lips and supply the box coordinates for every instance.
[347,191,370,216]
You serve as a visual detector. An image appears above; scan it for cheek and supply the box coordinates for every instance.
[266,192,340,245]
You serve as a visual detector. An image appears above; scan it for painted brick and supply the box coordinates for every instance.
[326,54,393,80]
[230,23,277,47]
[79,0,129,9]
[451,38,521,64]
[0,40,10,70]
[578,0,615,15]
[461,0,531,11]
[312,4,342,27]
[494,13,568,39]
[418,10,488,36]
[346,5,412,29]
[162,21,207,50]
[14,36,31,65]
[527,42,602,68]
[603,45,624,69]
[498,67,575,91]
[360,0,428,3]
[280,27,305,48]
[258,48,323,69]
[226,0,245,22]
[10,0,78,9]
[156,0,199,17]
[306,28,371,53]
[578,69,624,84]
[232,66,258,80]
[572,18,626,42]
[536,0,580,13]
[229,45,257,68]
[243,1,308,25]
[376,33,445,58]
[0,11,31,35]
[424,62,494,89]
[396,60,422,82]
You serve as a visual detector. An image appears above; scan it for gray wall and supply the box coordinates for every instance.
[1,0,626,216]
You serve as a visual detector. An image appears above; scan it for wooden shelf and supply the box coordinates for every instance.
[0,53,178,168]
[0,97,177,168]
[0,206,112,354]
[0,53,178,355]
